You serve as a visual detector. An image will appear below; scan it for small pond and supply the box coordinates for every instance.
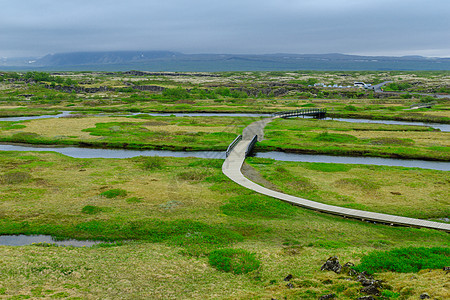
[0,235,105,247]
[0,144,225,159]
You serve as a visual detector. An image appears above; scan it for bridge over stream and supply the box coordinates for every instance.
[222,117,450,232]
[272,108,327,119]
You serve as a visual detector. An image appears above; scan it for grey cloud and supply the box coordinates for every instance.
[0,0,449,58]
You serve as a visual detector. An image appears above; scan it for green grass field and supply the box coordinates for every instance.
[0,71,449,299]
[0,151,448,299]
[258,118,450,161]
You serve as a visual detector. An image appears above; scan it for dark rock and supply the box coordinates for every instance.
[321,256,342,274]
[361,285,380,296]
[348,268,359,276]
[318,293,336,300]
[342,262,357,276]
[283,274,293,281]
[343,262,354,268]
[357,296,375,300]
[443,266,450,273]
[420,293,431,299]
[286,283,294,289]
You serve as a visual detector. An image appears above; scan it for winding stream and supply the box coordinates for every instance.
[0,144,448,171]
[0,111,448,244]
[0,235,106,247]
[0,111,448,131]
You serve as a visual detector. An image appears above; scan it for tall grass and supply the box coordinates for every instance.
[355,247,450,274]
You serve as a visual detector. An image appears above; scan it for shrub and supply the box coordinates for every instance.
[81,205,102,215]
[355,247,450,274]
[369,137,414,146]
[1,171,32,184]
[141,156,164,170]
[208,248,260,274]
[220,194,297,219]
[177,170,212,181]
[313,132,358,143]
[126,197,142,203]
[344,105,358,111]
[100,189,127,198]
[335,178,380,190]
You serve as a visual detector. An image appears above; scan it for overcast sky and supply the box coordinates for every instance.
[1,0,449,58]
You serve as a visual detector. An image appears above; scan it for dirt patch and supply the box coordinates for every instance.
[241,163,282,192]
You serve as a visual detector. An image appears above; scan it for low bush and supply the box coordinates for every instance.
[1,171,32,184]
[369,137,414,146]
[141,156,164,170]
[344,105,358,111]
[126,197,142,203]
[208,248,260,274]
[355,247,450,274]
[81,205,102,215]
[100,189,127,198]
[177,169,212,181]
[220,194,297,219]
[313,132,358,143]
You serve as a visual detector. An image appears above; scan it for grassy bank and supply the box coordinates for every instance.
[258,118,450,161]
[0,115,258,151]
[0,151,448,298]
[246,158,450,219]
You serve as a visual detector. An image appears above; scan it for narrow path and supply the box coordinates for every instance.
[222,118,450,232]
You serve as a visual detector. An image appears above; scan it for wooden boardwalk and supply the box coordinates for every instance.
[222,119,450,232]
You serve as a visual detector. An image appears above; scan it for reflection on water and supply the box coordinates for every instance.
[0,235,104,247]
[1,144,448,171]
[326,117,450,132]
[1,111,448,131]
[0,111,73,121]
[254,152,450,171]
[0,144,225,159]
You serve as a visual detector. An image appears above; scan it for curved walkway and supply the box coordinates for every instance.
[222,118,450,232]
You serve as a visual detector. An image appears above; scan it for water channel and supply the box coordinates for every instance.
[1,144,448,171]
[0,111,448,131]
[0,235,105,247]
[0,111,448,245]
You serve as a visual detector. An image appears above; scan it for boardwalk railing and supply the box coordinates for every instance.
[245,135,258,157]
[226,135,242,157]
[272,108,327,119]
[409,102,436,109]
[222,117,450,232]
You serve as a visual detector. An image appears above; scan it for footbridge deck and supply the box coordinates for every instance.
[222,119,450,232]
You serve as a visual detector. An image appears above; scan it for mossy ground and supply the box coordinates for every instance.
[0,71,449,299]
[259,118,450,161]
[0,152,448,299]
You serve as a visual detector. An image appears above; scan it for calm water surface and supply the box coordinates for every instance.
[254,152,450,171]
[1,111,448,131]
[1,144,448,171]
[0,235,105,247]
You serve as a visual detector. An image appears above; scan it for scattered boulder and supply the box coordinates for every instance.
[283,274,293,281]
[420,293,431,299]
[320,256,342,274]
[361,285,380,296]
[356,272,381,288]
[342,262,358,276]
[286,282,294,289]
[443,266,450,274]
[318,293,336,300]
[357,296,375,300]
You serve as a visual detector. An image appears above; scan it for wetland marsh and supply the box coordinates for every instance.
[0,70,448,299]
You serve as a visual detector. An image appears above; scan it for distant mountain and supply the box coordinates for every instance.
[1,51,450,71]
[35,51,183,66]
